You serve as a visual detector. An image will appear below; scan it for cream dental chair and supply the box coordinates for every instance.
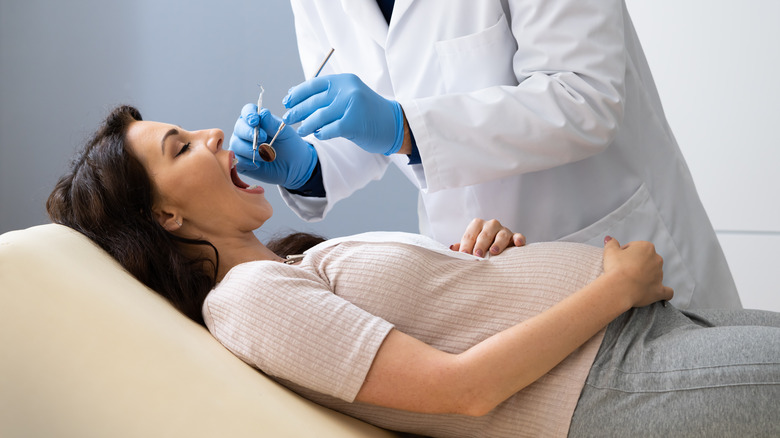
[0,223,399,438]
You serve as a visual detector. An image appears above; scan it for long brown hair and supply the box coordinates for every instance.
[45,106,211,325]
[47,105,326,326]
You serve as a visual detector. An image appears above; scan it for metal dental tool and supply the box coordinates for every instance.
[256,48,335,163]
[252,85,265,166]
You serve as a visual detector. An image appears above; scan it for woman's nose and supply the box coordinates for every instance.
[204,129,224,152]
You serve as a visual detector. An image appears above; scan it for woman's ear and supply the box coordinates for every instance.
[152,207,182,232]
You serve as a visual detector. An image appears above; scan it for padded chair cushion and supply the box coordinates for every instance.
[0,224,396,438]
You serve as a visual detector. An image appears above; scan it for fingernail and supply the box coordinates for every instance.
[449,244,454,250]
[246,113,260,127]
[282,94,291,107]
[490,245,499,254]
[604,236,612,244]
[475,249,484,258]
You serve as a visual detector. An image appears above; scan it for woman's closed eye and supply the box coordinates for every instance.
[175,142,191,157]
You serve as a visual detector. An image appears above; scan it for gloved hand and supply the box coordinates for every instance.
[282,73,404,156]
[229,103,318,190]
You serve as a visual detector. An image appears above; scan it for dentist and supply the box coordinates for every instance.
[230,0,740,309]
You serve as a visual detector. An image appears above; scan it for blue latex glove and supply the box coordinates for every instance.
[282,73,404,156]
[229,103,318,190]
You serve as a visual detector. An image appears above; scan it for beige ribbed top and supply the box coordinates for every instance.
[203,232,606,437]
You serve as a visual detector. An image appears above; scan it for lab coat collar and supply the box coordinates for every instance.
[388,0,413,28]
[341,0,388,48]
[340,0,413,48]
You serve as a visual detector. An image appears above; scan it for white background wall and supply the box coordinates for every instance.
[625,0,780,310]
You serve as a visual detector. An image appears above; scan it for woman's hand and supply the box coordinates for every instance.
[602,236,674,307]
[450,218,526,257]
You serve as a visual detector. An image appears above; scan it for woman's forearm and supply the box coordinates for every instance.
[357,271,633,415]
[357,239,670,415]
[451,271,632,415]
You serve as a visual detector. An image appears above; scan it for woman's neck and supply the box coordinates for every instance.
[216,234,282,281]
[182,231,282,283]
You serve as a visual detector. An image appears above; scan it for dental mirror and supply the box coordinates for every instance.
[255,48,334,163]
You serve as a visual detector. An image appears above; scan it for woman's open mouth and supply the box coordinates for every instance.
[230,153,265,194]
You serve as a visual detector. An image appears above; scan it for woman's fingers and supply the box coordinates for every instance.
[452,218,526,257]
[603,237,674,307]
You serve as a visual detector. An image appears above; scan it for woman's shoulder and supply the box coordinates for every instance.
[220,259,289,282]
[202,259,331,331]
[208,260,314,301]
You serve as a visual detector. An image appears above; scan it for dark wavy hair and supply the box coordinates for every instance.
[46,105,324,326]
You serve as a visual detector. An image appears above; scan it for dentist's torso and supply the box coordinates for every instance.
[287,0,740,309]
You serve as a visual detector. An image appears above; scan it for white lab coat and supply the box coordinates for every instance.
[281,0,740,309]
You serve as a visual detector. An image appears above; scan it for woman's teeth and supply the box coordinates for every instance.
[232,156,239,167]
[248,184,259,190]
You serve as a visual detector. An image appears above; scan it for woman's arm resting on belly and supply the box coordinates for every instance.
[355,238,673,416]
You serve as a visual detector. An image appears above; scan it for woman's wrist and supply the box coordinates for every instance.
[593,271,640,311]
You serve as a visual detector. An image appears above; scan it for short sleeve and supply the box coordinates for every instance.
[203,261,394,402]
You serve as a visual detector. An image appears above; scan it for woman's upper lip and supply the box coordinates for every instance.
[228,151,249,189]
[229,151,238,171]
[227,151,264,194]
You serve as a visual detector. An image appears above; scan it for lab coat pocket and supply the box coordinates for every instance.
[434,13,518,93]
[559,184,696,309]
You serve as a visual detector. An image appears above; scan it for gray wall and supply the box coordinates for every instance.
[0,0,419,241]
[625,0,780,311]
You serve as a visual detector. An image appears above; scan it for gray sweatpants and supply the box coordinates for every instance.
[568,302,780,437]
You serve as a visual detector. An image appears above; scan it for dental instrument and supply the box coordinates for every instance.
[252,85,265,166]
[256,48,334,162]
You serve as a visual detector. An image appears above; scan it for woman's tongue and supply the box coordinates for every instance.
[231,165,264,193]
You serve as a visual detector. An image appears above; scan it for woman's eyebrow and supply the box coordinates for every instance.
[160,127,181,155]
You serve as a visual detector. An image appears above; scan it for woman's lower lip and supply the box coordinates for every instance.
[242,185,265,194]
